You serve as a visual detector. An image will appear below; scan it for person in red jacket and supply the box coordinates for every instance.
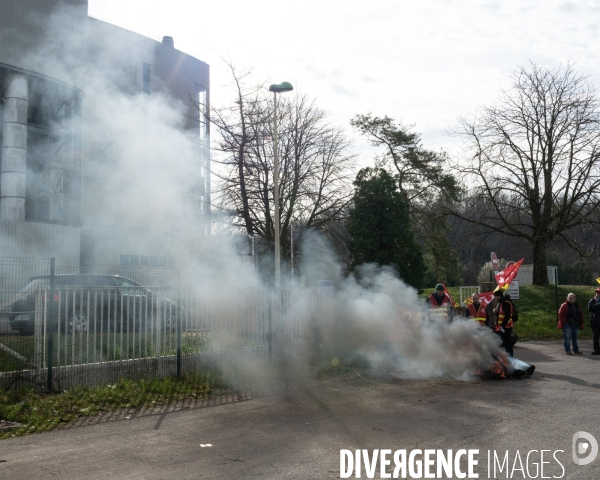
[426,284,454,322]
[558,292,584,355]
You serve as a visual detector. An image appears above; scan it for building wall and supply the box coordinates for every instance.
[0,219,80,265]
[0,0,88,83]
[80,18,210,232]
[81,228,179,268]
[0,0,210,271]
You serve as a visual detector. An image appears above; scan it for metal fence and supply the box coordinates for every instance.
[0,257,334,391]
[0,258,178,327]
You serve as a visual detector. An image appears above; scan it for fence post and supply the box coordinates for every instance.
[268,291,273,362]
[34,288,43,369]
[47,258,55,392]
[555,268,559,322]
[156,290,162,376]
[176,270,181,377]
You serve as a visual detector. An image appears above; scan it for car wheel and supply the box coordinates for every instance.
[68,313,88,334]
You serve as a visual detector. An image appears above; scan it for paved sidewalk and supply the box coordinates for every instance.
[0,341,599,479]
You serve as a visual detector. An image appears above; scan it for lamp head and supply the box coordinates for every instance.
[269,81,293,93]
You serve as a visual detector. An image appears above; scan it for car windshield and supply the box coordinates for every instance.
[78,276,118,287]
[19,276,142,292]
[113,278,143,288]
[19,278,50,293]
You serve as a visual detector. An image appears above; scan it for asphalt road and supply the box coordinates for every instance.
[1,341,600,479]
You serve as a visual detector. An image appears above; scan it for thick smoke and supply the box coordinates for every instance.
[299,234,506,380]
[335,265,504,378]
[2,5,506,382]
[19,9,203,234]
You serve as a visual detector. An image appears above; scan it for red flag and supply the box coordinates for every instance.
[495,258,524,289]
[477,291,495,307]
[467,291,495,306]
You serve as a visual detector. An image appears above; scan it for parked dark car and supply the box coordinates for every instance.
[9,274,182,336]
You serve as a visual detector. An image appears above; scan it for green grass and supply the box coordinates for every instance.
[315,354,370,379]
[0,330,261,373]
[510,285,594,341]
[0,372,224,439]
[0,357,356,439]
[421,284,598,341]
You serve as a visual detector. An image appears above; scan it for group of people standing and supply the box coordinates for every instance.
[465,288,515,357]
[426,284,515,356]
[558,288,600,355]
[427,283,600,358]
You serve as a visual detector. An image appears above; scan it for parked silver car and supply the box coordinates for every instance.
[9,274,182,335]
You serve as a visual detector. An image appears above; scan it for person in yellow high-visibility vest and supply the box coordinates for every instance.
[464,293,488,326]
[426,284,454,322]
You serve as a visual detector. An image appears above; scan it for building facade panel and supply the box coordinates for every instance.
[0,219,80,264]
[0,0,88,83]
[0,0,210,273]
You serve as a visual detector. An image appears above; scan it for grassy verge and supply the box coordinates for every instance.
[315,354,370,379]
[0,362,361,439]
[0,372,222,439]
[0,331,268,373]
[421,284,598,341]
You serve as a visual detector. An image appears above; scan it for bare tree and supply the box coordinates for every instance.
[204,63,268,237]
[452,63,600,285]
[448,198,533,284]
[206,63,355,270]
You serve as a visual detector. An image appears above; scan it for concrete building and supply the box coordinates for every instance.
[0,0,210,270]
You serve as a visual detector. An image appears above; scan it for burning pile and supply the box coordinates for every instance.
[476,355,535,380]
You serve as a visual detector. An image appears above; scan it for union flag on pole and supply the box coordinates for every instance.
[495,258,524,289]
[473,291,495,307]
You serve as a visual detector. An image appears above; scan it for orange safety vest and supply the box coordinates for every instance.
[428,293,452,321]
[495,301,514,331]
[467,302,487,326]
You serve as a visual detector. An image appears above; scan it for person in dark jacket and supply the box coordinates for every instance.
[588,288,600,355]
[492,290,514,357]
[558,292,584,355]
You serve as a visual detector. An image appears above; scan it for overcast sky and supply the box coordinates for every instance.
[88,0,600,163]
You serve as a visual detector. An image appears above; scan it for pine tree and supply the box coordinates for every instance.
[422,220,462,287]
[347,168,424,288]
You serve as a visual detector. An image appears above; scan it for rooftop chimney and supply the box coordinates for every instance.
[162,36,174,48]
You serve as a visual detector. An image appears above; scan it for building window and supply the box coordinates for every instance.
[120,255,174,268]
[194,82,208,143]
[142,63,151,94]
[24,92,81,225]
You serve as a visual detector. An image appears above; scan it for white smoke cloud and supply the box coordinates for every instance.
[325,264,506,380]
[1,4,509,382]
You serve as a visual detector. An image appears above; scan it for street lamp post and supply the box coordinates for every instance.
[269,81,293,288]
[291,222,294,287]
[248,234,255,269]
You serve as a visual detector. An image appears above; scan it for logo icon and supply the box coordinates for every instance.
[572,431,598,466]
